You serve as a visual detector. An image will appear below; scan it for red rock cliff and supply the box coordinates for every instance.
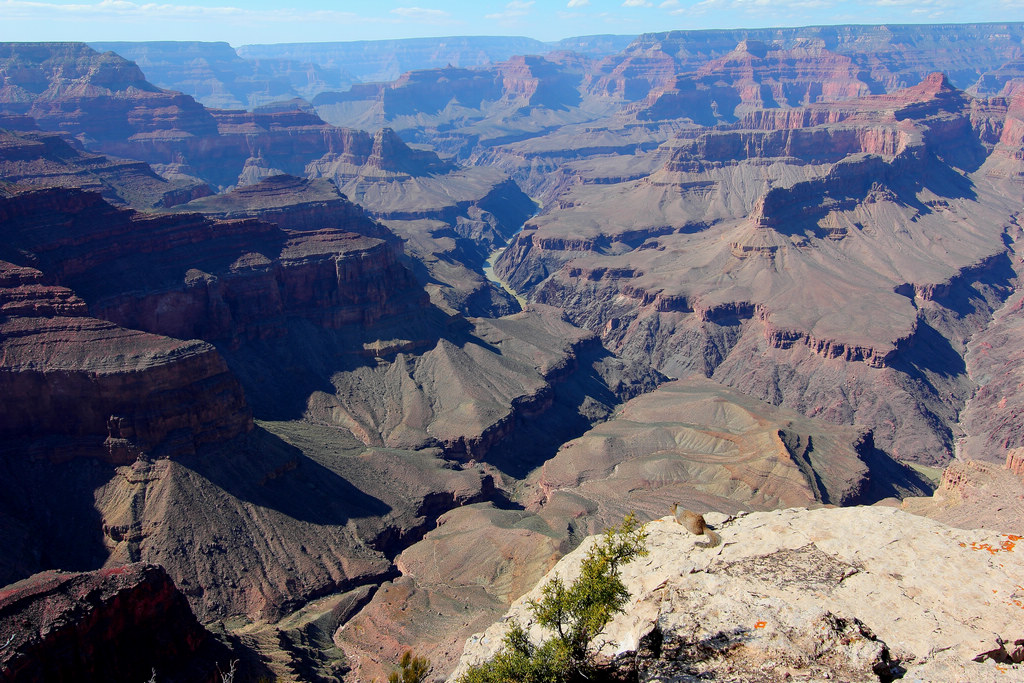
[0,259,252,463]
[0,187,424,347]
[0,564,234,682]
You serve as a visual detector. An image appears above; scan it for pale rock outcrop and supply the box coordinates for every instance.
[451,506,1024,682]
[1009,448,1024,478]
[900,458,1024,534]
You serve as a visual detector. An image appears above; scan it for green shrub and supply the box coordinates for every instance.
[457,514,648,683]
[388,650,430,683]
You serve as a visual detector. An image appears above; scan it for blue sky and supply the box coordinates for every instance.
[2,0,1023,46]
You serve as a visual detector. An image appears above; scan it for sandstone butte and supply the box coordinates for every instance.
[2,25,1024,683]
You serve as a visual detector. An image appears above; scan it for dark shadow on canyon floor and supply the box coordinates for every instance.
[181,427,392,525]
[0,440,113,586]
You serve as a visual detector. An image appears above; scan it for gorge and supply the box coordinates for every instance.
[2,24,1024,682]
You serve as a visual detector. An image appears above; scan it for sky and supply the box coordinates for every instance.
[2,0,1024,46]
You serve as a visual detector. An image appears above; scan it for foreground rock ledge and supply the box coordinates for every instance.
[0,564,233,682]
[450,506,1024,682]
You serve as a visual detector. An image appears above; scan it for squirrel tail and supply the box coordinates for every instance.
[696,528,721,549]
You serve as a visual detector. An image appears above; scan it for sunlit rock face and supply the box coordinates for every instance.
[451,506,1024,683]
[494,73,1024,465]
[6,26,1024,683]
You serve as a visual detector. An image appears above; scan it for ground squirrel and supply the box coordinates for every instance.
[670,503,721,548]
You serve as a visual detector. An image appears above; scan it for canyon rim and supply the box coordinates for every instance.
[2,16,1024,683]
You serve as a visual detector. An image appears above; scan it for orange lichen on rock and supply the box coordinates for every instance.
[964,535,1019,554]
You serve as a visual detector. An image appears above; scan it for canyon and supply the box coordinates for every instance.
[2,25,1024,681]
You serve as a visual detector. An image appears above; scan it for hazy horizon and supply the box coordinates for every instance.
[3,0,1023,47]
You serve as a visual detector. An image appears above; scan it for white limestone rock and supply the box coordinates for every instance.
[449,506,1024,682]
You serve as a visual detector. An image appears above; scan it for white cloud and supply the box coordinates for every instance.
[0,0,372,23]
[485,0,535,20]
[567,0,590,6]
[659,0,680,6]
[389,6,451,22]
[679,0,840,13]
[622,0,653,6]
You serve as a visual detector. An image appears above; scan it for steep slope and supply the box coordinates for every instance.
[0,180,663,642]
[331,375,928,681]
[165,173,392,238]
[494,74,1024,464]
[0,42,218,145]
[0,185,423,348]
[0,253,252,466]
[528,377,929,518]
[0,127,209,208]
[302,126,536,316]
[627,40,872,125]
[901,456,1024,533]
[0,564,247,682]
[0,42,538,316]
[8,28,1024,683]
[592,24,1024,102]
[0,185,447,619]
[89,41,356,110]
[307,24,1024,200]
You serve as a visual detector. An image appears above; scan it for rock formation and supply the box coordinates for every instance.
[170,173,393,237]
[0,127,209,208]
[329,374,931,681]
[491,73,1024,465]
[590,24,1024,102]
[527,377,929,518]
[0,564,244,682]
[900,457,1024,534]
[237,35,633,84]
[0,42,538,316]
[0,185,423,347]
[452,506,1024,682]
[0,181,660,663]
[1009,449,1024,478]
[0,254,252,465]
[88,41,356,110]
[7,25,1024,683]
[0,42,217,145]
[301,127,535,316]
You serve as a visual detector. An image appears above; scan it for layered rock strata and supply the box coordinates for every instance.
[899,457,1024,534]
[0,43,537,316]
[169,173,392,238]
[528,377,929,520]
[590,24,1024,102]
[0,127,209,208]
[306,25,1024,201]
[333,374,928,681]
[0,186,422,348]
[0,183,477,623]
[304,305,660,460]
[88,41,356,110]
[0,179,666,638]
[0,258,251,463]
[303,127,536,316]
[492,74,1024,464]
[1009,449,1024,478]
[0,564,239,682]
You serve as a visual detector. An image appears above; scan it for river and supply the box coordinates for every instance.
[483,220,530,309]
